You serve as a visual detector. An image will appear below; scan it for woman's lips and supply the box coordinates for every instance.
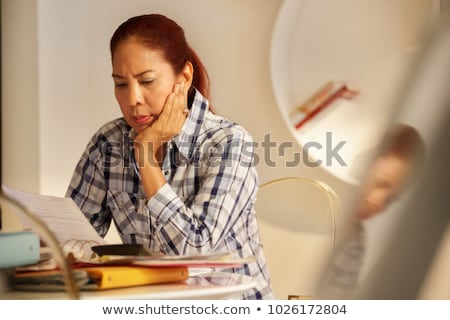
[133,115,151,125]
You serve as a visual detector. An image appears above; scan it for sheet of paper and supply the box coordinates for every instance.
[1,185,107,246]
[73,254,255,268]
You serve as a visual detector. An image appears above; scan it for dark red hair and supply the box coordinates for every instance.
[110,14,211,102]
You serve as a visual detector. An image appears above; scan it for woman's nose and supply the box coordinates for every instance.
[128,83,144,106]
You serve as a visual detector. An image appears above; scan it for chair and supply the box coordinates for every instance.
[255,176,342,299]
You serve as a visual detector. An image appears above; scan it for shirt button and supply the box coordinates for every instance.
[164,170,169,176]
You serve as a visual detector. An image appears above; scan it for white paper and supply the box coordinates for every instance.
[1,185,107,247]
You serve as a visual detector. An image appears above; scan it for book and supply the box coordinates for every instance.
[14,265,189,291]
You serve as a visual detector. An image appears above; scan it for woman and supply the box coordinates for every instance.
[357,124,425,220]
[66,13,272,299]
[318,124,425,298]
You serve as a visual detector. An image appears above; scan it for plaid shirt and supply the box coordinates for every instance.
[66,89,273,299]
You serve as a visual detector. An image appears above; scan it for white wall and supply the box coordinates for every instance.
[1,0,40,230]
[1,0,40,193]
[34,0,352,199]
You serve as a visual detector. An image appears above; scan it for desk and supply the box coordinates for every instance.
[0,272,257,300]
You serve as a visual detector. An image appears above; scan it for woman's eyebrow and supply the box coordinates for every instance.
[112,69,156,79]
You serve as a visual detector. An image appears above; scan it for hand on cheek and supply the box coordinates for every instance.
[134,82,189,156]
[160,81,189,137]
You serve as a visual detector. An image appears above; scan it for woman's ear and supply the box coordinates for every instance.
[181,61,194,87]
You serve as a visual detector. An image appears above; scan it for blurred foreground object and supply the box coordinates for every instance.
[317,17,450,299]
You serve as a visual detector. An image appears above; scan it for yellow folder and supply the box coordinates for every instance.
[14,266,189,291]
[83,266,189,289]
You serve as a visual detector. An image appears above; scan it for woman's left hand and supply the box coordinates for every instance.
[134,81,189,163]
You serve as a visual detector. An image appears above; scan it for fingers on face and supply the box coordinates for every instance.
[160,82,188,123]
[160,90,175,122]
[173,82,188,119]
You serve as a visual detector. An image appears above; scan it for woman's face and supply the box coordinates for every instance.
[357,154,412,220]
[112,38,183,134]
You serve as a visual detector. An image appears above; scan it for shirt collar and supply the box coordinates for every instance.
[174,88,210,161]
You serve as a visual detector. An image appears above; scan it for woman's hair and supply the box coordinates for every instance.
[110,14,211,102]
[385,124,425,164]
[381,123,426,183]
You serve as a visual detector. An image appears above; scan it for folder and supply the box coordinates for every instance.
[14,265,189,291]
[83,266,189,289]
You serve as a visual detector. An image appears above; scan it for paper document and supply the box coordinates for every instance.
[1,185,107,247]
